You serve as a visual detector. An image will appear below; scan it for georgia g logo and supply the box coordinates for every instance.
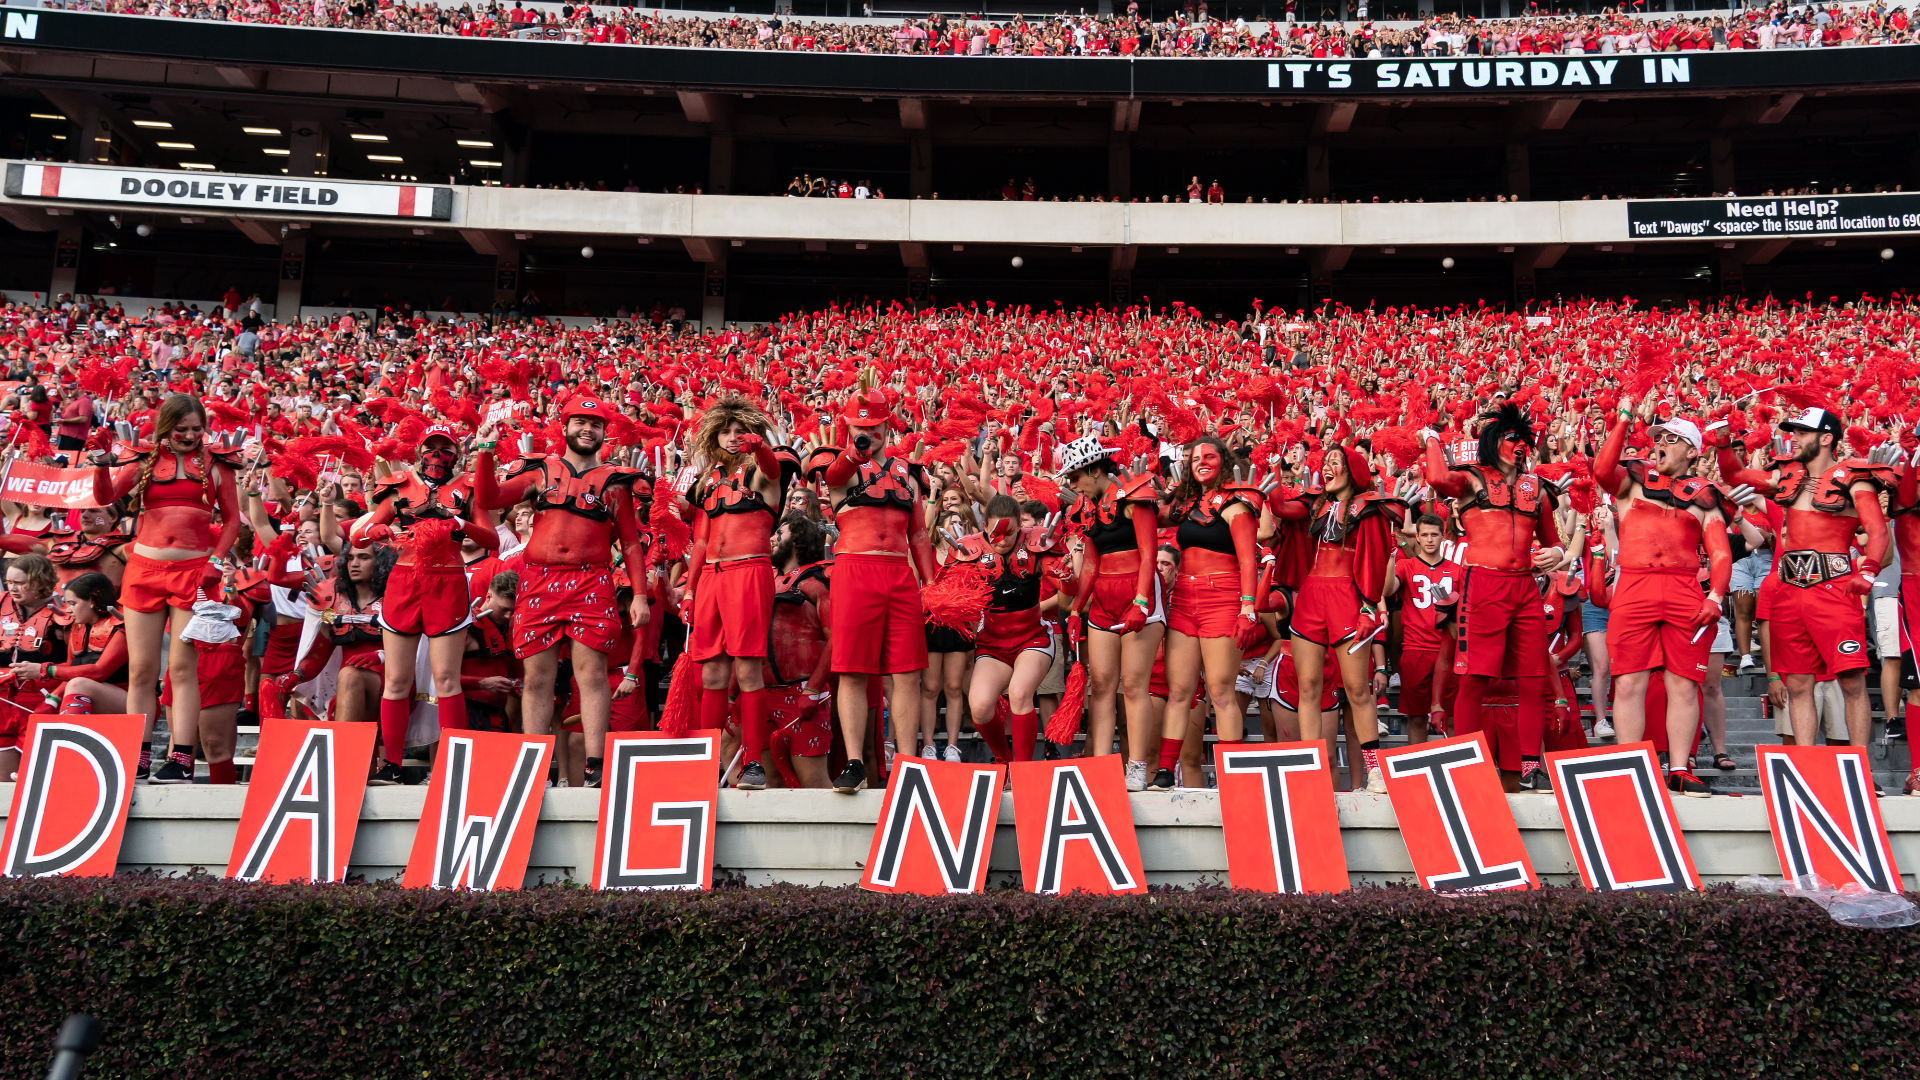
[1837,640,1863,655]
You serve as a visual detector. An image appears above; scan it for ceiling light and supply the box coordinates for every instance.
[456,139,494,148]
[133,120,173,129]
[29,113,66,121]
[367,154,403,162]
[350,133,389,142]
[263,148,289,156]
[48,134,65,141]
[156,141,195,149]
[179,164,216,171]
[243,126,282,135]
[467,160,502,168]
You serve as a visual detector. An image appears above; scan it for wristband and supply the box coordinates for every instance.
[1239,595,1255,603]
[43,664,54,680]
[476,440,498,451]
[1767,673,1782,682]
[1554,698,1568,706]
[620,673,639,683]
[1133,597,1152,609]
[1373,666,1387,675]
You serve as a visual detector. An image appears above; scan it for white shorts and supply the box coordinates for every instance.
[1776,680,1851,741]
[1236,655,1277,700]
[1872,596,1901,659]
[1711,615,1734,655]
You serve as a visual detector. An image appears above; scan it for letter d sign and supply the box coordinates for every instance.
[2,716,146,878]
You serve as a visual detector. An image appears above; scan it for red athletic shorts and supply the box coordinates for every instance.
[829,554,927,676]
[1755,573,1778,622]
[1399,647,1447,720]
[1899,575,1920,657]
[1169,570,1242,639]
[163,641,246,709]
[563,668,649,733]
[121,551,208,614]
[1290,575,1362,647]
[1459,568,1547,679]
[1606,569,1712,683]
[381,564,474,638]
[1767,579,1869,678]
[1480,700,1522,771]
[1085,565,1166,633]
[768,685,833,757]
[0,684,38,748]
[976,608,1053,668]
[514,563,621,660]
[261,620,302,677]
[688,557,773,662]
[1272,646,1341,713]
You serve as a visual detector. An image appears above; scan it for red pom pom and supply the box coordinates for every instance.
[1045,662,1087,745]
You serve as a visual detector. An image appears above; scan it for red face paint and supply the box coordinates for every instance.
[985,518,1015,543]
[1192,444,1223,483]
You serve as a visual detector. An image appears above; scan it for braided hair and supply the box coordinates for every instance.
[129,394,215,516]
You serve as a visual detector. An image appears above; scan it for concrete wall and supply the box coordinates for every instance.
[20,784,1919,891]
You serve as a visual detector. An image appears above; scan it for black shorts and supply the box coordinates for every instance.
[55,433,84,452]
[925,624,974,654]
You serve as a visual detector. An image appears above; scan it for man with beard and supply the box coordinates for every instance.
[1424,404,1567,792]
[820,387,938,794]
[685,396,787,790]
[1717,407,1893,755]
[1594,396,1736,797]
[474,398,648,788]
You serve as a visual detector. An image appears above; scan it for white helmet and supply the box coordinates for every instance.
[1055,434,1121,479]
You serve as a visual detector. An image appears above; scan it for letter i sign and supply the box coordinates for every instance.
[1376,732,1539,892]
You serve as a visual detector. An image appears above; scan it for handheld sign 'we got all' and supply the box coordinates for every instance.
[403,730,553,891]
[1010,756,1146,896]
[2,715,144,878]
[227,718,377,884]
[1377,731,1538,893]
[861,757,1005,895]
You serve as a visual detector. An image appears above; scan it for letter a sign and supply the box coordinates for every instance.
[227,718,377,884]
[1378,732,1538,893]
[403,730,553,890]
[861,757,1005,894]
[1546,742,1699,893]
[592,732,719,891]
[1216,742,1349,893]
[1010,756,1146,895]
[2,715,143,878]
[1757,745,1904,892]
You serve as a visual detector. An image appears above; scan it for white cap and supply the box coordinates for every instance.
[1649,418,1703,452]
[1778,407,1842,439]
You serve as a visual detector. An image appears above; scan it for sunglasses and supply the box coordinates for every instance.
[1650,431,1689,446]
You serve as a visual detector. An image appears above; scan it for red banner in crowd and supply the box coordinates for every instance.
[226,718,377,884]
[0,459,110,509]
[1378,732,1539,893]
[1216,743,1349,894]
[591,731,719,891]
[2,715,144,878]
[403,730,554,891]
[1547,742,1700,893]
[1010,756,1146,896]
[861,757,1005,895]
[1756,745,1903,892]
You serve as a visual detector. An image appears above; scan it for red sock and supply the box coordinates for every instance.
[58,693,91,715]
[739,688,769,765]
[1517,675,1549,757]
[1158,736,1183,770]
[974,717,1014,762]
[700,687,730,731]
[379,697,411,766]
[437,694,469,731]
[244,693,259,714]
[1011,710,1038,762]
[207,759,237,785]
[1907,702,1920,727]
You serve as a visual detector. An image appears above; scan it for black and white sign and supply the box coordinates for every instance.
[4,163,452,220]
[1628,193,1920,241]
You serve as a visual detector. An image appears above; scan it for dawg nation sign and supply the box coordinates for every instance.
[1,715,143,878]
[226,719,377,884]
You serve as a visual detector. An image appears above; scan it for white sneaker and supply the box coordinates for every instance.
[920,742,939,759]
[943,743,963,763]
[1366,766,1388,795]
[1593,718,1615,738]
[1738,654,1757,673]
[1125,760,1148,792]
[1172,762,1185,789]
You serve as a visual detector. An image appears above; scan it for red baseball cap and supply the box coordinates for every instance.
[560,397,610,423]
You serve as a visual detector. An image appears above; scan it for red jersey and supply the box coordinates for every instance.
[1395,555,1463,652]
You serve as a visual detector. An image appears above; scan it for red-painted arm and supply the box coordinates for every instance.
[683,511,709,605]
[472,450,541,512]
[1424,438,1470,498]
[1703,518,1733,599]
[1853,482,1891,570]
[908,497,938,583]
[349,496,398,546]
[608,485,647,577]
[1128,503,1157,603]
[92,462,139,506]
[1715,446,1775,493]
[0,534,47,555]
[210,461,242,563]
[1230,508,1258,605]
[821,447,866,488]
[1899,462,1920,513]
[1593,417,1631,497]
[459,508,500,550]
[739,433,783,488]
[811,588,833,692]
[51,629,127,682]
[1070,543,1100,615]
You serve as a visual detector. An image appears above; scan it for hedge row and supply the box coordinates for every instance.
[0,877,1914,1079]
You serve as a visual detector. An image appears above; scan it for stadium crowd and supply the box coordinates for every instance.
[0,287,1914,799]
[52,0,1920,57]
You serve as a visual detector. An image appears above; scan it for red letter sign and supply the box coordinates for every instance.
[1216,743,1349,893]
[1010,756,1146,895]
[402,730,553,891]
[1378,731,1538,893]
[2,714,144,878]
[1547,742,1700,893]
[592,731,719,891]
[1757,745,1903,892]
[861,757,1005,895]
[227,718,377,884]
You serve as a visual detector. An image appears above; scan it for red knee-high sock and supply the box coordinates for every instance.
[1158,736,1183,770]
[207,760,237,785]
[1455,674,1489,734]
[437,693,469,731]
[1010,710,1038,762]
[700,687,731,731]
[739,688,769,765]
[379,697,411,766]
[58,693,91,715]
[974,717,1014,762]
[1517,675,1549,758]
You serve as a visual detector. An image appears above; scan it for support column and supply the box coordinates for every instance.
[288,120,327,178]
[707,133,735,196]
[492,115,530,187]
[910,135,934,199]
[1107,134,1130,201]
[493,238,522,307]
[1308,246,1349,303]
[1512,254,1537,304]
[1504,143,1530,200]
[1709,136,1735,194]
[50,224,81,298]
[701,259,727,330]
[1306,143,1330,200]
[72,106,103,164]
[1109,245,1136,305]
[1719,248,1746,296]
[276,234,307,322]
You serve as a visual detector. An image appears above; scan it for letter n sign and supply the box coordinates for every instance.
[1757,746,1904,892]
[861,758,1004,894]
[1378,732,1538,892]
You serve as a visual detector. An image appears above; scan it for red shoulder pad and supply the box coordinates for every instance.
[1115,471,1160,502]
[947,535,992,563]
[1020,526,1065,556]
[1837,460,1897,490]
[503,455,549,479]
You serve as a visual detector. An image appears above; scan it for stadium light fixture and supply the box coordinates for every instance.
[368,154,403,162]
[243,127,282,135]
[263,148,290,156]
[467,160,503,168]
[351,133,389,142]
[29,113,67,121]
[179,165,215,171]
[457,139,494,148]
[134,120,173,129]
[156,141,195,150]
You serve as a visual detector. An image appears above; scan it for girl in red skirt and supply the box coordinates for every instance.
[959,495,1072,764]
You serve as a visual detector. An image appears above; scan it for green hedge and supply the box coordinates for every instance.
[0,877,1914,1079]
